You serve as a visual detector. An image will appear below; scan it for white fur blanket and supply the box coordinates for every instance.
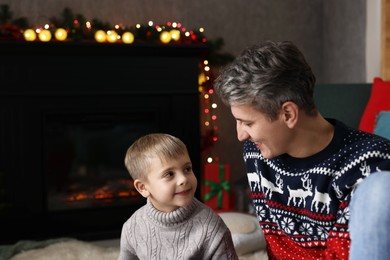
[5,238,267,260]
[9,240,119,260]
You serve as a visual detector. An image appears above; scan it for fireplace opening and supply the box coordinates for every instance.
[44,112,151,212]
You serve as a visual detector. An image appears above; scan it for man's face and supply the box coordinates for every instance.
[231,104,293,159]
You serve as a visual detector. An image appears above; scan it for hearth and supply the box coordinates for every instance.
[0,42,204,244]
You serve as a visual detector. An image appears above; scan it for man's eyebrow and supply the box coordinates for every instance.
[236,119,253,125]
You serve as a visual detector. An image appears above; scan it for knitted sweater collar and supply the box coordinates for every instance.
[145,197,199,227]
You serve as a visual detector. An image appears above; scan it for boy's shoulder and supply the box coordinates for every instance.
[124,203,147,224]
[194,199,229,224]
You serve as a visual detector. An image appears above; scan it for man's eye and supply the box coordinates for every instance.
[239,121,252,127]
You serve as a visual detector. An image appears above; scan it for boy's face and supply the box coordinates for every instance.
[231,103,293,159]
[142,153,197,212]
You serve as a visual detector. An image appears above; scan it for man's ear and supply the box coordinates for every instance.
[134,179,150,198]
[281,101,299,128]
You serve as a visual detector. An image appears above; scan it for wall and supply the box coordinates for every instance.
[1,0,368,184]
[366,0,381,82]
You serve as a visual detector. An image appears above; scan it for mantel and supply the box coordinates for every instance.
[0,41,207,56]
[0,41,207,95]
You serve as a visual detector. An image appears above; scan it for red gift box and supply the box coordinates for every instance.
[202,163,234,212]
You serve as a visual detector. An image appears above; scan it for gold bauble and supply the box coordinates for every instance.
[54,28,67,41]
[160,31,171,44]
[122,32,134,44]
[38,29,52,42]
[95,30,107,43]
[23,29,36,41]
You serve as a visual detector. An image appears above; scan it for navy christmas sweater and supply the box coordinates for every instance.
[243,119,390,259]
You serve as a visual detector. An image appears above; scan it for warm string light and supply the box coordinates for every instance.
[21,20,207,45]
[199,59,219,164]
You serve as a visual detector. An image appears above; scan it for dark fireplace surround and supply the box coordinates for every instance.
[0,42,204,244]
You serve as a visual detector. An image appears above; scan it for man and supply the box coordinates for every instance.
[214,40,390,259]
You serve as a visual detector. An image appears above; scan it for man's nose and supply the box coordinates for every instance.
[237,123,249,142]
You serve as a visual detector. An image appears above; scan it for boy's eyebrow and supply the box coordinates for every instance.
[183,161,192,166]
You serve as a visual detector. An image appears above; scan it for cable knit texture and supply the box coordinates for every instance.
[118,198,238,260]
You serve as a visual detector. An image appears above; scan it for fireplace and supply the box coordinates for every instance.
[0,41,204,244]
[44,111,152,212]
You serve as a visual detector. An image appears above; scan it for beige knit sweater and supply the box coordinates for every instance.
[118,198,238,260]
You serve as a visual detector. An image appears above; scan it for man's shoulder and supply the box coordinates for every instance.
[334,120,390,152]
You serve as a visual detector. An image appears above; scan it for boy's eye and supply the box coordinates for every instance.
[164,171,174,178]
[184,166,193,173]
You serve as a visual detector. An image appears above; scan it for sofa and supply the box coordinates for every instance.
[315,79,390,140]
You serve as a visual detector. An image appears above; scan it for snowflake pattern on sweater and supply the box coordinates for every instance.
[243,119,390,259]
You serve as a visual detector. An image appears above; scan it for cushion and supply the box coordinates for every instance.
[374,111,390,140]
[359,77,390,133]
[219,212,266,255]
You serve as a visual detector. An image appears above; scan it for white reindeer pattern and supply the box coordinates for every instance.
[287,174,312,207]
[346,161,371,191]
[247,171,260,191]
[260,173,284,198]
[332,182,343,199]
[252,160,284,198]
[311,187,332,214]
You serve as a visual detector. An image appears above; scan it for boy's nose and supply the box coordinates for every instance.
[177,173,188,185]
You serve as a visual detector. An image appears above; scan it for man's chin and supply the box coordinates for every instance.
[259,150,276,159]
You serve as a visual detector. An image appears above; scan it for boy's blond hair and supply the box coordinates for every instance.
[124,133,188,180]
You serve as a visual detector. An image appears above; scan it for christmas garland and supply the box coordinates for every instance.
[0,4,234,67]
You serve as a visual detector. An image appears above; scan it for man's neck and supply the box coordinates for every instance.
[287,114,334,158]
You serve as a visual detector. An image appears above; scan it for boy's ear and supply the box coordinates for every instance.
[281,101,299,128]
[133,179,150,198]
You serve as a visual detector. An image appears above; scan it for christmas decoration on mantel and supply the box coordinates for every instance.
[0,4,234,166]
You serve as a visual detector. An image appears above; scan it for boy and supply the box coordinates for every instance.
[118,133,238,260]
[214,40,390,259]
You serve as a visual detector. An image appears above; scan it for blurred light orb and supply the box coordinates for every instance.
[94,30,107,43]
[122,32,134,44]
[54,28,67,41]
[106,30,118,43]
[38,29,52,42]
[198,73,206,85]
[23,29,36,41]
[170,29,180,41]
[160,31,171,44]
